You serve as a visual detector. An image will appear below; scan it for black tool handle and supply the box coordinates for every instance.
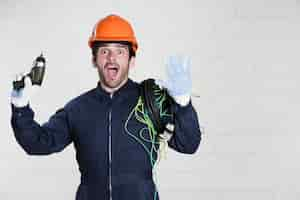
[13,75,28,91]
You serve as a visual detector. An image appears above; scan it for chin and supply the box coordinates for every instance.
[106,79,124,88]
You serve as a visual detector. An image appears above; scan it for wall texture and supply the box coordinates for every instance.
[1,0,299,199]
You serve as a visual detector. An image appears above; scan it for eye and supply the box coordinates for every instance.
[100,48,109,55]
[117,49,123,55]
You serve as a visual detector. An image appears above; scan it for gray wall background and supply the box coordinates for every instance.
[1,0,299,199]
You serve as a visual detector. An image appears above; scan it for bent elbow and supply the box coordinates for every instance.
[19,143,52,156]
[186,132,202,154]
[184,141,201,154]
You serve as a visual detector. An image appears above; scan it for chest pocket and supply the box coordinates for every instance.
[71,104,108,151]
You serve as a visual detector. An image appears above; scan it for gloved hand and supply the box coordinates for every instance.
[11,73,39,108]
[155,55,192,107]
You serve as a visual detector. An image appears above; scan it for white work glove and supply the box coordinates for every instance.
[155,55,192,107]
[11,74,39,108]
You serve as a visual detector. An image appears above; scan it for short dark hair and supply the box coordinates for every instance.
[91,41,136,62]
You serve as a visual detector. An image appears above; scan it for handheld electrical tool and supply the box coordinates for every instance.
[13,53,46,91]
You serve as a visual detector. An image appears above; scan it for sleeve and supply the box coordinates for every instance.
[167,101,201,154]
[10,104,73,155]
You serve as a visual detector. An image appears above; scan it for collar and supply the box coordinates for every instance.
[94,78,139,100]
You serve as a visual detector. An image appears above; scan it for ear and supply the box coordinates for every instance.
[129,57,136,68]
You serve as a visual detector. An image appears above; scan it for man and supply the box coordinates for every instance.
[10,14,201,200]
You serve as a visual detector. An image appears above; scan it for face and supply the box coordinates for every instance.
[94,43,135,93]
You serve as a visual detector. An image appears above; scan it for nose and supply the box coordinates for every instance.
[107,51,117,62]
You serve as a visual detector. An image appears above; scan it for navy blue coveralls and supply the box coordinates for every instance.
[11,79,201,200]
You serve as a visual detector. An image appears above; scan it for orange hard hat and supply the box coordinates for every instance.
[88,14,138,53]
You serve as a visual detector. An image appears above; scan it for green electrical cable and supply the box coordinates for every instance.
[124,86,172,200]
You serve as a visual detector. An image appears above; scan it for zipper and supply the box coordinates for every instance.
[108,93,113,200]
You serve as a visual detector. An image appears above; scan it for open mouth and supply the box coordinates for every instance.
[105,64,119,80]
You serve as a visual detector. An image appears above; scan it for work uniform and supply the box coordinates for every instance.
[11,79,201,200]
